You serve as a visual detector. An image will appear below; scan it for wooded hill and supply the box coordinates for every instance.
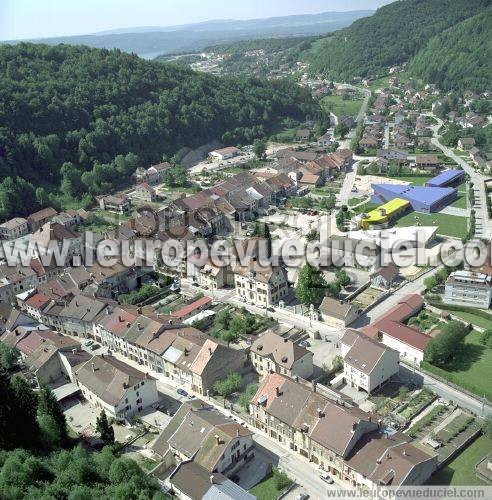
[0,43,317,219]
[407,8,492,92]
[303,0,491,87]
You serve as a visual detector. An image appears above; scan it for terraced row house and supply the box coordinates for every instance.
[96,307,248,396]
[250,373,437,488]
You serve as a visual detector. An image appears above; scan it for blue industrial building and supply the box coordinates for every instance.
[425,169,465,188]
[372,183,457,213]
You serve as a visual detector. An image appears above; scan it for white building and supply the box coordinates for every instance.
[74,354,158,419]
[340,329,399,393]
[250,330,314,379]
[444,270,492,309]
[233,262,289,307]
[209,147,240,161]
[0,217,29,241]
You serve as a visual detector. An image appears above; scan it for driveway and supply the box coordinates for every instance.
[237,442,279,490]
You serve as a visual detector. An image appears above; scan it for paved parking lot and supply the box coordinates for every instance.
[308,337,341,372]
[63,397,99,432]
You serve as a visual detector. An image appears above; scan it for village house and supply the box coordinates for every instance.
[167,461,255,500]
[317,132,332,148]
[48,294,108,338]
[0,217,29,241]
[250,373,436,487]
[415,154,440,171]
[1,325,87,384]
[340,329,399,394]
[319,297,360,328]
[370,262,399,289]
[27,207,58,232]
[152,400,254,479]
[74,354,159,419]
[145,162,171,185]
[457,137,476,150]
[250,330,314,380]
[134,182,157,203]
[98,194,131,214]
[209,146,240,161]
[296,129,311,142]
[377,149,407,162]
[233,261,289,307]
[360,294,430,365]
[0,264,39,303]
[29,222,83,267]
[195,259,234,290]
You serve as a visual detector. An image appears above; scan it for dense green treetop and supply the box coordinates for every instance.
[0,43,317,219]
[304,0,490,81]
[408,8,492,92]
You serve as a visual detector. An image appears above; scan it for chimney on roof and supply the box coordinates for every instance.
[210,475,216,485]
[236,428,240,438]
[169,319,173,325]
[317,408,324,418]
[214,434,220,446]
[402,449,407,456]
[72,348,77,354]
[91,362,95,372]
[352,422,357,433]
[275,386,281,397]
[208,346,213,355]
[137,307,142,314]
[312,380,317,393]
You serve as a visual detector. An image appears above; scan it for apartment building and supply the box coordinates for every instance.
[152,400,254,478]
[250,373,436,488]
[250,330,314,379]
[444,270,492,309]
[0,217,29,240]
[340,329,399,394]
[96,308,247,396]
[74,354,158,419]
[233,261,289,306]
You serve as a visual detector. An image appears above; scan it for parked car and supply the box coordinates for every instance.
[267,306,275,312]
[295,494,309,500]
[177,388,189,398]
[90,344,100,351]
[84,340,94,347]
[320,473,334,484]
[298,340,310,347]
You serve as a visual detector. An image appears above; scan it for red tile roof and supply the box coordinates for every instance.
[171,296,212,320]
[25,293,51,310]
[360,294,429,351]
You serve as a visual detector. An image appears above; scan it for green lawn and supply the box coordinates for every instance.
[428,435,491,485]
[249,473,291,500]
[363,75,393,91]
[447,310,492,330]
[394,211,467,238]
[450,192,467,209]
[391,176,432,186]
[321,94,364,118]
[421,330,492,402]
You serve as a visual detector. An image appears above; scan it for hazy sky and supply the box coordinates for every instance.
[1,0,393,40]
